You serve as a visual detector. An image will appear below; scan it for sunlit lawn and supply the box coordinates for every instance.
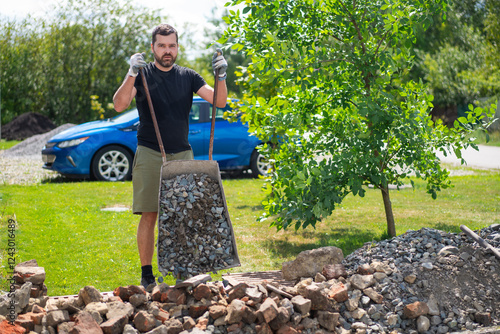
[0,166,498,296]
[0,140,21,150]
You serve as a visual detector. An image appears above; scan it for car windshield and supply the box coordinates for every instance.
[110,109,138,123]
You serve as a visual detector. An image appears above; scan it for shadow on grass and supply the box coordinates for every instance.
[40,168,256,184]
[234,204,264,211]
[262,226,384,259]
[262,222,467,261]
[221,170,255,179]
[431,222,463,234]
[41,175,90,184]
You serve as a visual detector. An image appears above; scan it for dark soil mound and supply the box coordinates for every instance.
[1,112,56,141]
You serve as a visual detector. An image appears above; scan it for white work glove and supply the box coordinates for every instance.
[212,48,228,81]
[128,53,147,77]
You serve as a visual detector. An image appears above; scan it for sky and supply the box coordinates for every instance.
[0,0,241,58]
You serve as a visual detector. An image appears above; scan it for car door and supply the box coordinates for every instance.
[209,106,258,169]
[189,100,260,168]
[188,101,207,157]
[190,103,235,161]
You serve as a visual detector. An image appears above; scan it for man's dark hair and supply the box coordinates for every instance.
[152,24,178,45]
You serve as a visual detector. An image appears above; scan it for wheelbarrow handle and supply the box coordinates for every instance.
[209,51,222,161]
[460,225,500,261]
[140,69,167,164]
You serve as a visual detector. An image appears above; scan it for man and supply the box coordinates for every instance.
[113,24,228,288]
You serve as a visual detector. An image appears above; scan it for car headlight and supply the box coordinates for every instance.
[57,137,89,148]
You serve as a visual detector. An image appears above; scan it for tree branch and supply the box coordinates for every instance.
[347,99,359,108]
[338,0,366,55]
[296,57,355,72]
[309,97,358,113]
[331,34,344,43]
[373,30,390,60]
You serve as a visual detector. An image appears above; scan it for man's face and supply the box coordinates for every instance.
[152,33,178,70]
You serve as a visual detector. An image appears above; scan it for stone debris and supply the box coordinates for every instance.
[281,247,344,281]
[0,260,49,319]
[0,224,499,334]
[158,173,238,279]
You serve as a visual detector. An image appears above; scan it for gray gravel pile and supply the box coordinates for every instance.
[1,124,74,158]
[0,157,59,185]
[338,224,500,333]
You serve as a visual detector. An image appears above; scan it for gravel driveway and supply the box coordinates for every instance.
[0,124,74,185]
[0,154,61,185]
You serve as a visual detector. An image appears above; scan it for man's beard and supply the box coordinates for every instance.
[154,52,177,68]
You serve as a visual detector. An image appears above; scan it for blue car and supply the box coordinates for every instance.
[42,97,269,181]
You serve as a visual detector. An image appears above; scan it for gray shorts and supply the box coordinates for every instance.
[132,145,194,214]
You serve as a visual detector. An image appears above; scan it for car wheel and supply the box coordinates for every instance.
[92,145,133,181]
[250,149,271,177]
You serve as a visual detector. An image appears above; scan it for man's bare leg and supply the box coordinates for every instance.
[137,212,157,287]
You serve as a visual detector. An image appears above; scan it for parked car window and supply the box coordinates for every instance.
[189,104,201,124]
[113,109,138,123]
[209,107,226,122]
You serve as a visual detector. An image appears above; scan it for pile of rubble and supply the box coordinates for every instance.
[0,225,499,334]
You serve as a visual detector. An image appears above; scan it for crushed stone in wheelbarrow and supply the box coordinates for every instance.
[157,172,239,279]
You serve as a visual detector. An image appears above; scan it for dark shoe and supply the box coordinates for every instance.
[141,276,157,292]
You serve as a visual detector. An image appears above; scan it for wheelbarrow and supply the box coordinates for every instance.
[139,65,241,280]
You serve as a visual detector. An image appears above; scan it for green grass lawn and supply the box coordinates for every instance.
[471,129,500,147]
[0,139,21,150]
[0,167,499,296]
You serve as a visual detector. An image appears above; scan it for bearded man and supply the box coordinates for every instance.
[113,23,228,289]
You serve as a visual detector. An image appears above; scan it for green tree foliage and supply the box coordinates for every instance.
[221,0,495,236]
[0,0,165,125]
[0,19,46,124]
[181,8,250,98]
[207,9,250,98]
[418,28,489,107]
[483,0,500,93]
[412,0,500,111]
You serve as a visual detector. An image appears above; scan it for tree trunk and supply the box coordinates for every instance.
[381,186,396,237]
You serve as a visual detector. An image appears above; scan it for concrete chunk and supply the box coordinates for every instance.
[291,295,311,315]
[46,309,70,327]
[14,266,46,285]
[282,246,344,281]
[78,286,103,305]
[100,315,127,334]
[134,310,156,333]
[259,297,278,323]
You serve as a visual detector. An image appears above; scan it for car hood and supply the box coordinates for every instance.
[49,111,138,142]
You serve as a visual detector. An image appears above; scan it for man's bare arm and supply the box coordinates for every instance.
[197,81,228,108]
[114,53,147,112]
[113,75,137,112]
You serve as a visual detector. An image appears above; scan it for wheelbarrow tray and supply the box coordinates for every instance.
[156,159,241,278]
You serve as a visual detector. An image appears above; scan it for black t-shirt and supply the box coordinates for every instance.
[134,63,206,153]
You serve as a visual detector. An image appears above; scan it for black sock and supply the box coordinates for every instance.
[141,265,154,279]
